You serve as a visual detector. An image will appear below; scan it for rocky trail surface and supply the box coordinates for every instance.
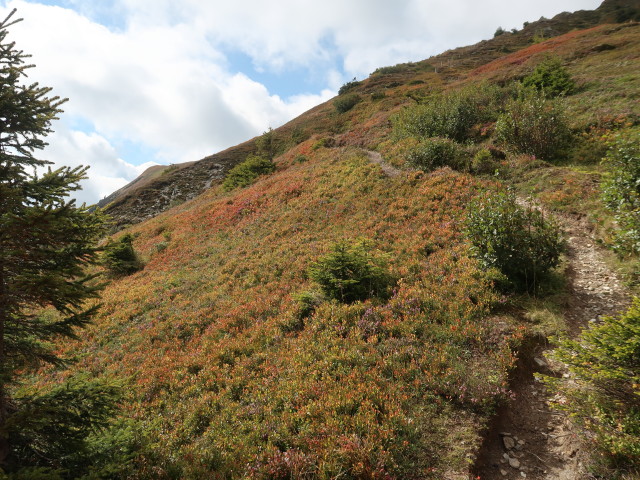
[365,150,402,177]
[473,210,632,480]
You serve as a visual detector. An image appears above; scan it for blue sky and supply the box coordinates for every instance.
[0,0,602,203]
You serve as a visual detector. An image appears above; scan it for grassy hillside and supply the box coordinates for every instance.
[28,3,640,479]
[52,148,519,478]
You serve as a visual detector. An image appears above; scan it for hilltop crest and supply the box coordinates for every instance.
[100,1,640,228]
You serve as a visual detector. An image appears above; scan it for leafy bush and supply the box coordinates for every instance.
[406,137,468,171]
[308,239,393,303]
[103,234,143,276]
[338,78,362,95]
[393,83,507,143]
[547,298,640,474]
[522,56,575,97]
[601,128,640,256]
[311,137,334,150]
[333,93,361,113]
[465,192,564,292]
[495,89,572,161]
[283,290,326,333]
[222,155,276,191]
[372,65,406,75]
[471,148,499,174]
[494,27,506,37]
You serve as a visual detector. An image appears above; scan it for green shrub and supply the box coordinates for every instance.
[103,234,143,276]
[372,65,405,75]
[393,83,507,143]
[288,290,326,329]
[7,376,141,479]
[290,126,308,145]
[255,127,278,160]
[601,128,640,256]
[405,137,468,171]
[494,26,506,37]
[311,138,334,150]
[308,239,393,303]
[495,89,571,161]
[522,56,575,97]
[471,148,499,174]
[333,93,361,113]
[338,78,362,95]
[222,155,276,191]
[546,298,640,474]
[465,192,564,293]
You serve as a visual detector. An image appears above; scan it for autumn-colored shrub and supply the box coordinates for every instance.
[601,128,640,256]
[495,89,572,161]
[308,239,393,303]
[547,298,640,475]
[222,155,276,191]
[465,192,564,292]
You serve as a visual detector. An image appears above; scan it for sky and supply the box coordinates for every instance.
[0,0,602,204]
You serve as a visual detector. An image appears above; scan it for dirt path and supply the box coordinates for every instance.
[473,210,631,480]
[364,150,402,177]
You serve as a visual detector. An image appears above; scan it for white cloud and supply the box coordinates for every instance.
[128,0,602,77]
[43,124,156,204]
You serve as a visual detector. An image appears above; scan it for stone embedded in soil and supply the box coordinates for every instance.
[534,357,548,368]
[508,456,521,469]
[503,436,516,450]
[500,469,508,476]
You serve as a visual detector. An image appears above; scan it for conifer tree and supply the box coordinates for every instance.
[0,9,120,474]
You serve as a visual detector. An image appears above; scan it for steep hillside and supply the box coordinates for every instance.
[31,2,640,479]
[101,0,639,228]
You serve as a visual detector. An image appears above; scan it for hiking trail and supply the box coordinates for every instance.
[473,206,631,480]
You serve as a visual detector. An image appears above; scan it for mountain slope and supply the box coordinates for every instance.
[100,0,639,228]
[35,2,640,478]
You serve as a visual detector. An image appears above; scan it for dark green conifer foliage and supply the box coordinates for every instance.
[522,56,575,97]
[103,233,143,276]
[0,9,121,476]
[308,239,393,303]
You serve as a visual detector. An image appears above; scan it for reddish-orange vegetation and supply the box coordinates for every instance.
[45,148,521,477]
[473,25,608,76]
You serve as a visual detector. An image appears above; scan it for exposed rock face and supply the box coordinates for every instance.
[101,140,254,228]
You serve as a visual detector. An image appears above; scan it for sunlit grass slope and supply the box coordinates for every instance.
[37,10,640,479]
[57,144,522,478]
